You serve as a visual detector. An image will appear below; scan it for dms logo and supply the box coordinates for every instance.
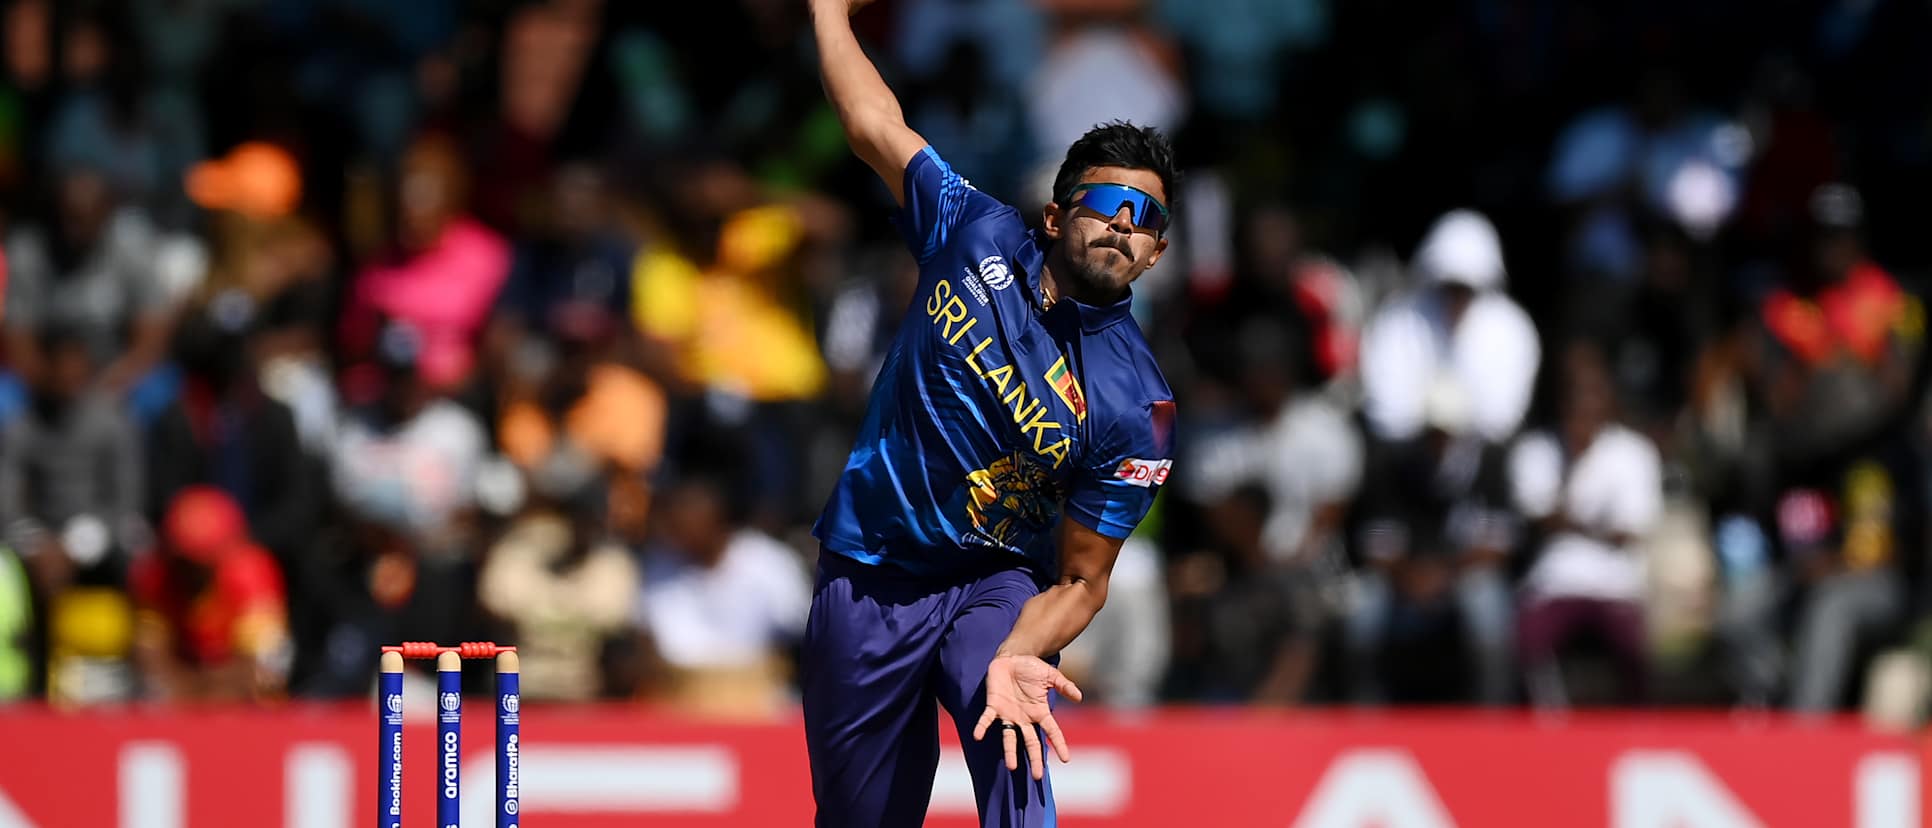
[502,694,519,713]
[386,695,402,714]
[978,256,1013,291]
[441,692,461,712]
[1113,457,1172,488]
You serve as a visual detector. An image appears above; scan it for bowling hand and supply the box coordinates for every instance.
[972,654,1082,781]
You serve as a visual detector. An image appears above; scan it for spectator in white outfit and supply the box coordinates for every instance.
[633,476,811,719]
[1359,209,1540,445]
[1512,342,1664,708]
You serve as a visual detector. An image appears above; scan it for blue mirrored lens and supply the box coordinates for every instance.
[1069,183,1168,233]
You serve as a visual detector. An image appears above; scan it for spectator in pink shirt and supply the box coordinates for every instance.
[340,133,509,402]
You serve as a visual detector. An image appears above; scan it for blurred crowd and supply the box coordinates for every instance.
[1,0,1931,723]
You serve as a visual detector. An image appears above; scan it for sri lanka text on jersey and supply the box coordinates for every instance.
[925,278,1072,469]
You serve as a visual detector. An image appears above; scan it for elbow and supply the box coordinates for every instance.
[841,106,907,151]
[1062,574,1110,614]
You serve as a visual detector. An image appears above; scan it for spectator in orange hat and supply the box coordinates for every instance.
[185,142,302,222]
[179,142,341,465]
[129,486,291,702]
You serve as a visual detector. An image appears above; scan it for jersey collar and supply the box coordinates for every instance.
[1046,288,1136,334]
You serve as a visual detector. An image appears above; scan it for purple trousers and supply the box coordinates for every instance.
[802,551,1057,828]
[1519,595,1647,703]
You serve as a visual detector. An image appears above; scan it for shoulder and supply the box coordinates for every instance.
[99,211,162,273]
[1362,292,1434,341]
[1509,430,1561,467]
[105,209,157,249]
[724,531,809,582]
[906,147,1031,237]
[218,545,286,597]
[1101,322,1173,407]
[447,217,508,252]
[584,540,639,577]
[446,219,512,275]
[1281,396,1355,440]
[589,363,663,403]
[726,530,797,564]
[633,246,701,285]
[1469,292,1535,328]
[1090,330,1176,460]
[419,400,477,426]
[1595,424,1661,464]
[418,401,487,446]
[1846,262,1904,299]
[1462,294,1540,353]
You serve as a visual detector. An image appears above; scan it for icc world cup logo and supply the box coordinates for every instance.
[441,692,461,712]
[978,255,1013,291]
[502,694,519,713]
[386,695,403,714]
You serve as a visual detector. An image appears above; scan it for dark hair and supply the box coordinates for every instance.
[665,471,743,527]
[1051,121,1180,212]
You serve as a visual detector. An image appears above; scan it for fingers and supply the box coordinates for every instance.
[1039,712,1071,765]
[972,706,998,742]
[1050,668,1084,703]
[1001,720,1020,772]
[1020,718,1045,780]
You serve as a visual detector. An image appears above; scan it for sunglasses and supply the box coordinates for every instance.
[1065,182,1170,235]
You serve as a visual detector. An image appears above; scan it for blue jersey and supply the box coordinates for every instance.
[813,146,1176,578]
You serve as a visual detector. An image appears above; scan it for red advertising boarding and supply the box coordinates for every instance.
[0,705,1920,827]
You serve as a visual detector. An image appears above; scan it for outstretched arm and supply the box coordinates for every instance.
[997,519,1121,660]
[973,404,1174,778]
[809,0,927,206]
[970,518,1121,780]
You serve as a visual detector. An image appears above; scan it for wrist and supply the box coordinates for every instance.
[993,642,1035,660]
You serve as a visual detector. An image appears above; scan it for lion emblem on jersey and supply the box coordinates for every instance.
[963,452,1059,547]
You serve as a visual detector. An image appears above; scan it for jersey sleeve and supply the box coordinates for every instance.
[895,146,1005,264]
[1064,400,1176,539]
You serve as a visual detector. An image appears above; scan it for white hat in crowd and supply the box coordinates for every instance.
[1414,209,1506,292]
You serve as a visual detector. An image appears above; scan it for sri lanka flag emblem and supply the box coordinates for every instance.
[1045,356,1087,422]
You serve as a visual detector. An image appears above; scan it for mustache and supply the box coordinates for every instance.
[1090,236,1134,263]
